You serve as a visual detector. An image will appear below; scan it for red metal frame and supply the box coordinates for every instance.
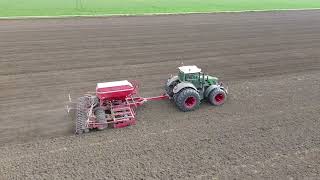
[84,81,169,130]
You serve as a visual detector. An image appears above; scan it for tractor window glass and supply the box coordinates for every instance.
[185,74,198,80]
[179,71,184,81]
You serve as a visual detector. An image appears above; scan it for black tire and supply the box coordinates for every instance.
[173,91,180,102]
[94,108,107,130]
[174,88,200,112]
[165,81,178,98]
[209,88,227,106]
[75,96,90,134]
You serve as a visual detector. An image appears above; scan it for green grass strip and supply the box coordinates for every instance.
[0,0,319,17]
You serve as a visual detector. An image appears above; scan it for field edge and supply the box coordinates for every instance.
[1,8,320,20]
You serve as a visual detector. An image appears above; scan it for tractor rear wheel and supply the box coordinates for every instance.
[94,108,107,130]
[174,88,200,112]
[76,96,90,134]
[209,88,227,106]
[165,81,178,98]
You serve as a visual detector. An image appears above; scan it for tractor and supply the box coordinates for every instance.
[165,65,228,111]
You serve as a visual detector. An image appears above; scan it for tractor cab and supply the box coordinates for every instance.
[178,65,217,88]
[178,65,202,88]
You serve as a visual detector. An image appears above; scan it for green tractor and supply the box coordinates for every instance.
[165,65,228,112]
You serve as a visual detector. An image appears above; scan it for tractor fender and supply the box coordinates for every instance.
[166,75,179,87]
[205,85,221,98]
[173,82,197,94]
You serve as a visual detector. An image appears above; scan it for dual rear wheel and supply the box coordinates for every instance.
[174,88,200,112]
[208,88,227,106]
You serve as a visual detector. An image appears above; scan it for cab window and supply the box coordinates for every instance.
[178,71,185,81]
[185,73,198,80]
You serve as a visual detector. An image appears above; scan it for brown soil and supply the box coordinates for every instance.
[0,10,319,179]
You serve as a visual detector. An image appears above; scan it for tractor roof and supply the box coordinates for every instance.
[178,65,201,74]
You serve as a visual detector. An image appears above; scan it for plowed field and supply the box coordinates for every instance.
[0,11,319,179]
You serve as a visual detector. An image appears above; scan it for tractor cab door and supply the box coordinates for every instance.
[185,73,201,89]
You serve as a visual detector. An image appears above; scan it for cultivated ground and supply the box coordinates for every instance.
[0,10,319,179]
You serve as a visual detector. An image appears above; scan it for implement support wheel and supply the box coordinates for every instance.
[76,96,90,134]
[94,107,107,130]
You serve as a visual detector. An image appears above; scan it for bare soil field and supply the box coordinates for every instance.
[0,11,319,179]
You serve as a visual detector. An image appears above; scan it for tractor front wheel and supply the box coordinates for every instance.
[174,88,200,112]
[209,88,227,106]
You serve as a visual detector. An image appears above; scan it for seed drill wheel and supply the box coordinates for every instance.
[209,88,227,106]
[174,88,200,112]
[94,107,107,130]
[75,96,91,134]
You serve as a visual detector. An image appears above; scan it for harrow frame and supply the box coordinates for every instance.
[67,80,169,134]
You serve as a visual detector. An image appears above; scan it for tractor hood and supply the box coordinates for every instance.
[206,75,218,85]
